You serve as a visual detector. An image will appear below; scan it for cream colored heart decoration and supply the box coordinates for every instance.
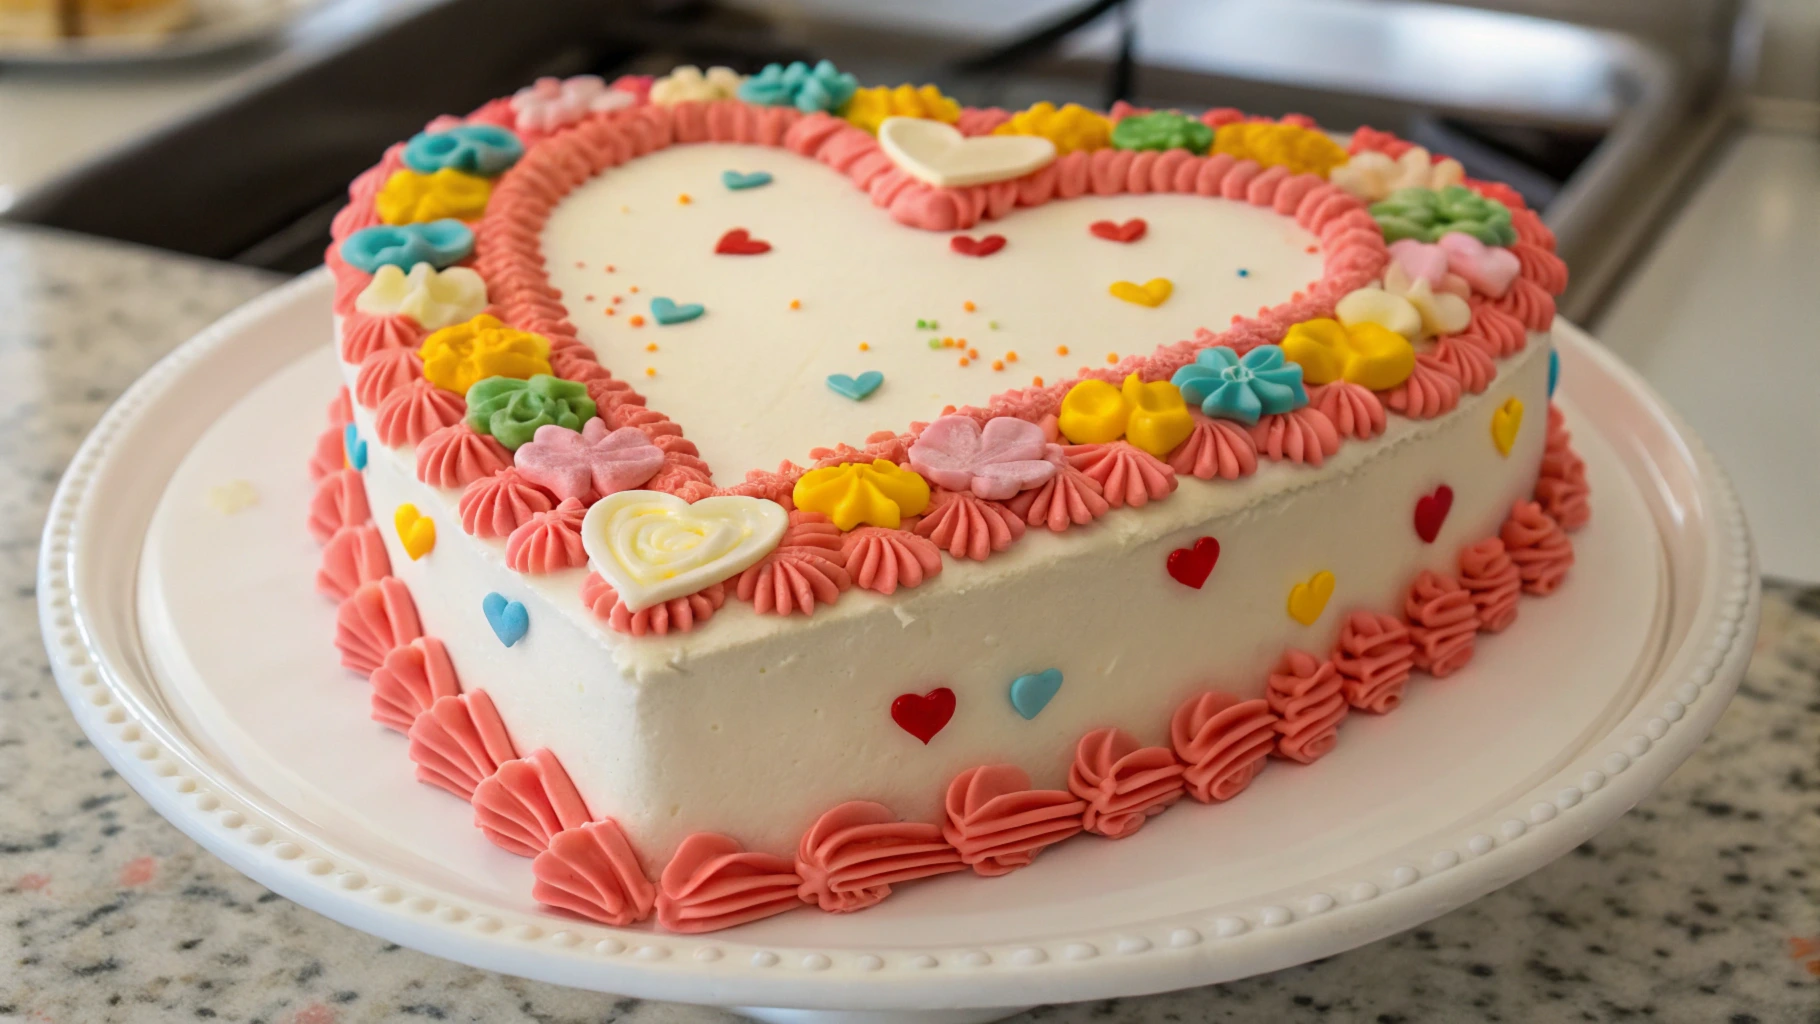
[877,116,1058,189]
[581,490,788,612]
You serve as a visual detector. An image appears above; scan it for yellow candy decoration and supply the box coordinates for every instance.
[376,168,493,225]
[792,460,931,531]
[1280,318,1416,391]
[992,102,1111,155]
[419,314,552,395]
[1121,373,1193,457]
[1057,379,1130,445]
[1211,122,1348,178]
[845,84,961,135]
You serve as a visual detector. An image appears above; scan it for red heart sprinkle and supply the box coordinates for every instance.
[1090,218,1147,243]
[1414,484,1454,543]
[1166,536,1220,589]
[714,228,771,255]
[949,234,1006,257]
[890,687,956,744]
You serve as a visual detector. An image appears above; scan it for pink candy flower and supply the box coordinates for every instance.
[511,75,636,134]
[908,415,1058,501]
[513,418,665,505]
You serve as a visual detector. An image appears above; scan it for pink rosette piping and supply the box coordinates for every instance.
[339,313,424,365]
[941,765,1085,877]
[375,379,466,448]
[316,523,392,602]
[1404,571,1479,677]
[735,514,851,615]
[473,748,593,857]
[1537,432,1591,532]
[656,832,804,934]
[1458,537,1522,633]
[308,424,345,482]
[1066,441,1177,508]
[407,691,518,800]
[1500,500,1574,596]
[416,422,511,490]
[1067,728,1186,839]
[1167,412,1259,480]
[1169,692,1279,803]
[841,527,943,595]
[334,577,422,676]
[368,636,460,735]
[1004,461,1111,530]
[1250,407,1341,467]
[914,489,1024,560]
[1431,335,1497,395]
[532,818,657,926]
[355,346,424,409]
[1467,299,1528,357]
[505,497,589,573]
[1511,241,1569,295]
[307,468,370,544]
[1382,354,1462,420]
[458,467,556,539]
[1494,277,1557,332]
[1309,381,1387,440]
[1266,649,1348,765]
[1332,611,1415,713]
[580,573,726,636]
[326,385,353,429]
[794,801,964,913]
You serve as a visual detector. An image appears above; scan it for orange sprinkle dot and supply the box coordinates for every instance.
[1056,345,1070,356]
[959,357,971,367]
[942,405,957,415]
[991,359,1005,371]
[678,193,692,204]
[574,261,585,269]
[584,294,596,303]
[858,342,870,352]
[604,308,616,316]
[645,343,658,352]
[645,367,656,377]
[790,299,802,310]
[967,348,979,359]
[606,264,617,273]
[963,300,976,312]
[1106,352,1119,364]
[1006,351,1018,362]
[1033,375,1045,387]
[1305,244,1319,253]
[942,337,955,348]
[612,295,623,304]
[630,315,646,327]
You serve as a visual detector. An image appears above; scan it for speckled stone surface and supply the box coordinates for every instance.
[1,225,1816,1024]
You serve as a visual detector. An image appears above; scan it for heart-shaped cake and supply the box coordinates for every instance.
[316,65,1583,934]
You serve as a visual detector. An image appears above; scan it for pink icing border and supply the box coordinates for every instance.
[313,383,1588,934]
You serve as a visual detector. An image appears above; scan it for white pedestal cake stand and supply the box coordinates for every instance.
[40,271,1758,1024]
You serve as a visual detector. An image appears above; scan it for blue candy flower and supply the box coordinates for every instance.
[404,124,525,177]
[1170,344,1308,425]
[737,59,858,114]
[338,220,474,274]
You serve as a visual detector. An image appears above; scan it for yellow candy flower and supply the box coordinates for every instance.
[376,168,493,225]
[1121,374,1193,457]
[992,102,1111,155]
[418,314,552,395]
[1280,318,1415,391]
[1211,122,1348,178]
[792,460,931,531]
[1057,378,1129,444]
[845,84,961,135]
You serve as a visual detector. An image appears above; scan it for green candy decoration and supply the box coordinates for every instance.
[1109,111,1214,155]
[1369,185,1517,247]
[466,374,597,450]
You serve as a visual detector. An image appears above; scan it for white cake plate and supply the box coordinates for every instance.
[41,271,1758,1024]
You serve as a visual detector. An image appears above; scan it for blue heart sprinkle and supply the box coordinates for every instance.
[826,371,884,401]
[342,422,368,471]
[1547,349,1560,398]
[649,296,705,325]
[722,169,773,191]
[482,592,529,647]
[1009,668,1064,720]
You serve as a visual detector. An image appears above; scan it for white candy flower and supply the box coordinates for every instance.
[650,65,745,106]
[1336,263,1472,341]
[1331,146,1466,203]
[355,263,488,330]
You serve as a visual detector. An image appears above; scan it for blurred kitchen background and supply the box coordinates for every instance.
[2,0,1815,581]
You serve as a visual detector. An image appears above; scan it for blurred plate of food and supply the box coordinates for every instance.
[0,0,324,64]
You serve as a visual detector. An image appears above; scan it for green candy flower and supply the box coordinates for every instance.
[466,374,596,450]
[1369,185,1517,246]
[1109,111,1213,155]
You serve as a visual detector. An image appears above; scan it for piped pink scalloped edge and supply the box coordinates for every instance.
[308,390,1591,933]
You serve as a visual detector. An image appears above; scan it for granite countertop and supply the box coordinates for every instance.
[0,225,1815,1024]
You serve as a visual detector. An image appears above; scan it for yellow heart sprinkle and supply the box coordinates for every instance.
[1492,396,1524,457]
[1109,278,1173,308]
[1287,570,1336,625]
[394,503,436,560]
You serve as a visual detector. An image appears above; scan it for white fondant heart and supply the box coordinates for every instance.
[877,116,1057,189]
[581,490,788,613]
